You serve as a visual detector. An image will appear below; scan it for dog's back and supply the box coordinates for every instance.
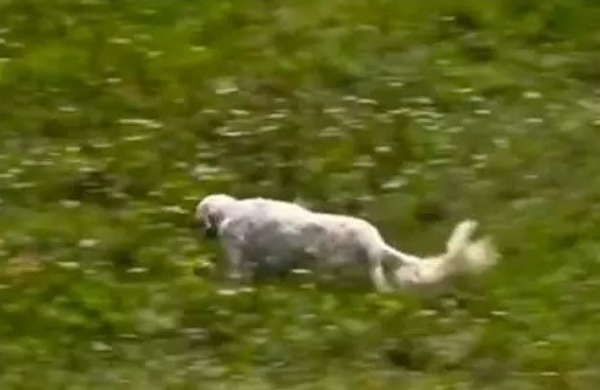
[225,198,383,269]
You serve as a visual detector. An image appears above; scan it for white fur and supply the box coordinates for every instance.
[195,194,499,294]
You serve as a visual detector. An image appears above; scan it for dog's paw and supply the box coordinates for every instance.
[193,261,215,278]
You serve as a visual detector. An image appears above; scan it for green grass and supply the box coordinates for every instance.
[1,0,600,388]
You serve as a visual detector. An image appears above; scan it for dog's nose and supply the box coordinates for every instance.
[191,218,218,239]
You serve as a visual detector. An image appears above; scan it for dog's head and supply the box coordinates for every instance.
[194,193,237,239]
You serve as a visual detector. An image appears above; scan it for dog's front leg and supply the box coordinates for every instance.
[222,242,252,284]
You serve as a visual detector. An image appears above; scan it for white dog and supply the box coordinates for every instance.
[194,193,498,294]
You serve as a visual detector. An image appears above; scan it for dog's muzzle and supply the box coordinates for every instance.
[193,218,219,239]
[201,222,218,239]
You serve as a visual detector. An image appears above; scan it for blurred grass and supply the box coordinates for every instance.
[1,0,600,388]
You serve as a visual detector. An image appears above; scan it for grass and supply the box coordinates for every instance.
[1,0,600,388]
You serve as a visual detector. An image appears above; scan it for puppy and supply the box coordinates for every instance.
[194,193,498,293]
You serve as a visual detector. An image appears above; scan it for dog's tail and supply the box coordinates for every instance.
[384,219,499,290]
[439,219,499,277]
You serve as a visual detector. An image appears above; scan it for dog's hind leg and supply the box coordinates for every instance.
[369,260,394,293]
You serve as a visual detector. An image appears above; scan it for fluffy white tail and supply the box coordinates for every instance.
[388,219,499,292]
[441,219,499,276]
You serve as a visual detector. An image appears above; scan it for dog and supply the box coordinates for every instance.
[194,193,498,294]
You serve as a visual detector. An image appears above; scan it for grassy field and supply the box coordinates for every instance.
[1,0,600,388]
